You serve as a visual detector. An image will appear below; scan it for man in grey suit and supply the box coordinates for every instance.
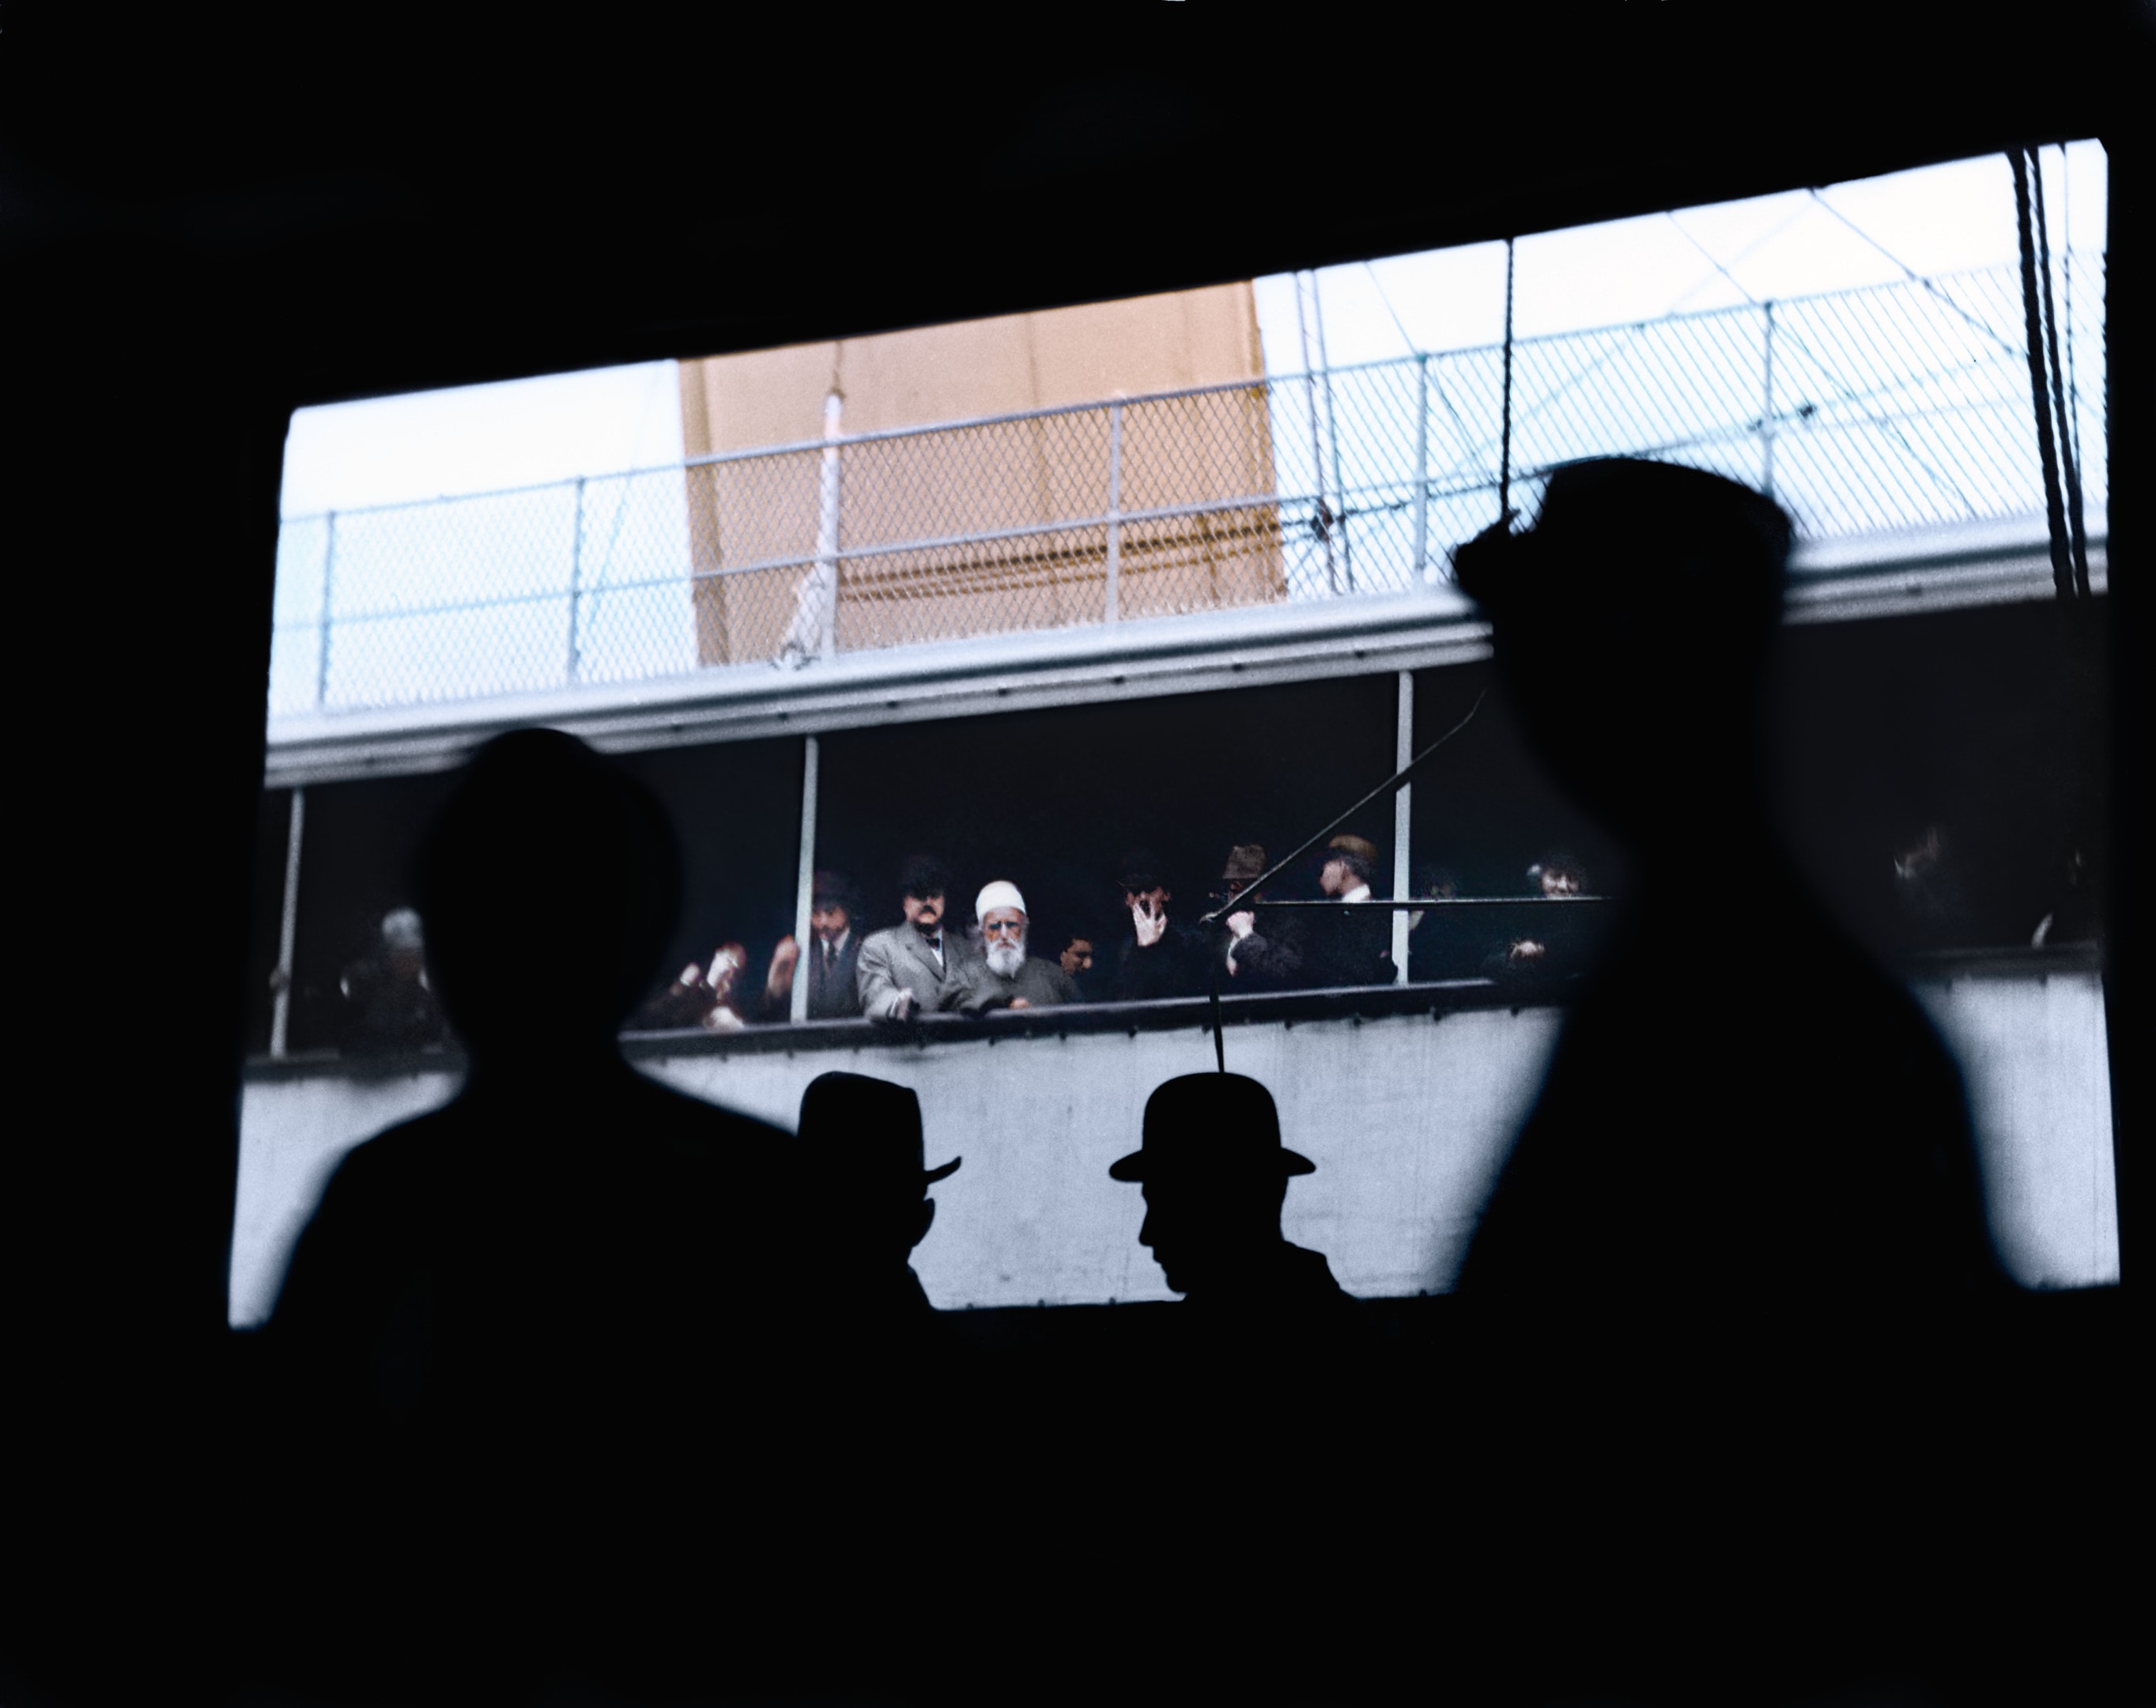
[857,854,976,1019]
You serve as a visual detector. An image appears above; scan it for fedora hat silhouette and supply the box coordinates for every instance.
[1452,456,1790,626]
[798,1072,961,1187]
[1108,1073,1314,1183]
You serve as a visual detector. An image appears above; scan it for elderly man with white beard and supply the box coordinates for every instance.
[954,881,1085,1013]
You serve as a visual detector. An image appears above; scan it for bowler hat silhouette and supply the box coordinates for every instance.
[1108,1073,1315,1182]
[798,1072,961,1187]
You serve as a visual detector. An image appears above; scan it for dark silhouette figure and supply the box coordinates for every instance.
[791,1071,960,1318]
[1110,1073,1352,1311]
[254,730,799,1702]
[1450,459,2003,1321]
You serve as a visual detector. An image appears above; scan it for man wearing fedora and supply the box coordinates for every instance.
[1109,1073,1350,1309]
[792,1071,962,1318]
[1214,842,1307,992]
[1447,456,1999,1312]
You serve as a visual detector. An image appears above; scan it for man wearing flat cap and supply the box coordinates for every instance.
[792,1071,962,1318]
[1302,833,1397,991]
[1448,457,2000,1313]
[1110,1073,1350,1310]
[955,880,1083,1013]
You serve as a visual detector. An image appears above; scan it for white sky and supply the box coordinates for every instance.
[278,143,2105,520]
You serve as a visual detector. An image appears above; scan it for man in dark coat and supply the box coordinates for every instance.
[1448,458,2003,1323]
[1108,1073,1351,1311]
[1214,842,1307,992]
[761,870,866,1021]
[1109,848,1210,1002]
[1300,833,1398,990]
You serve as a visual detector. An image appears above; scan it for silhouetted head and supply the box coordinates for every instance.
[1455,459,1791,854]
[795,1072,961,1270]
[379,906,427,981]
[413,729,681,1066]
[1110,1075,1314,1297]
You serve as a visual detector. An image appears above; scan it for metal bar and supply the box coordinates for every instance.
[1236,896,1611,909]
[818,391,843,660]
[316,512,335,709]
[1412,355,1429,583]
[790,735,819,1026]
[1297,272,1339,595]
[566,474,585,684]
[1391,671,1412,985]
[269,787,306,1059]
[1761,301,1777,500]
[1104,400,1123,623]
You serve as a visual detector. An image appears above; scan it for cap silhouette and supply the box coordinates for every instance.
[798,1071,961,1188]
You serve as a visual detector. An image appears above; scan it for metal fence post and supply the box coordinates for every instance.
[1391,671,1413,984]
[1412,353,1429,584]
[316,512,336,709]
[270,787,306,1058]
[567,475,586,685]
[1761,300,1777,501]
[817,392,843,662]
[1104,400,1123,622]
[790,735,820,1026]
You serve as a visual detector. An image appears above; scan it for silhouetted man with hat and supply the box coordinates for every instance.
[1448,458,2000,1319]
[1110,1074,1350,1310]
[791,1071,961,1318]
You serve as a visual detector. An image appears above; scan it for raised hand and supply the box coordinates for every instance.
[1133,896,1169,947]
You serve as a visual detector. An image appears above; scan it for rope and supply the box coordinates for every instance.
[1500,238,1516,521]
[2011,148,2074,602]
[2030,149,2092,599]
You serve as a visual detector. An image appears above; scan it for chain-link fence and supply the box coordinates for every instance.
[270,255,2106,719]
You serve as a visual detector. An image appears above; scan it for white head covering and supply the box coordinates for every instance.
[975,880,1028,923]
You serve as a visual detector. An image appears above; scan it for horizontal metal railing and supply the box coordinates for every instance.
[269,255,2105,719]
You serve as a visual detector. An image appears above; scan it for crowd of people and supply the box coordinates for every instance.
[623,839,1606,1035]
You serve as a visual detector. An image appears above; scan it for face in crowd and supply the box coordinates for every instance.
[1060,936,1094,977]
[902,889,946,935]
[981,905,1028,977]
[810,898,851,947]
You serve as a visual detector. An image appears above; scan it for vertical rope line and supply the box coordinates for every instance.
[2011,148,2073,601]
[2035,147,2093,599]
[1500,238,1516,520]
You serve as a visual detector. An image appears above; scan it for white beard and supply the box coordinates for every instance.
[985,939,1026,979]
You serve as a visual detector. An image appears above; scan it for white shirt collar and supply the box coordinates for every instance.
[1342,883,1374,905]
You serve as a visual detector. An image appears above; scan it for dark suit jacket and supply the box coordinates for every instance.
[802,931,864,1019]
